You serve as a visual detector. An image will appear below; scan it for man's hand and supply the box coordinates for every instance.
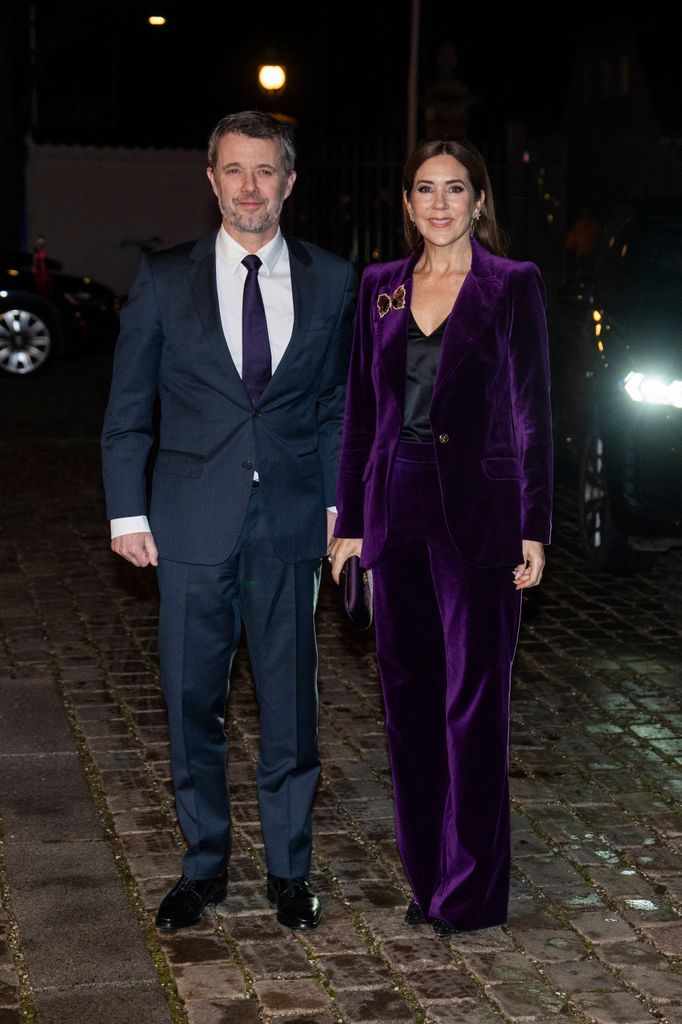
[514,540,545,589]
[329,537,363,584]
[111,531,159,568]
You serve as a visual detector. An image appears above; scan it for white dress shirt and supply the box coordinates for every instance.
[110,227,333,540]
[215,225,294,376]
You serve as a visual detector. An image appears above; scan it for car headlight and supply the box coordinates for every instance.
[622,371,682,408]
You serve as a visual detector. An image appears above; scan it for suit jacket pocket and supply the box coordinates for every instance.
[481,456,522,480]
[294,448,321,478]
[153,449,205,478]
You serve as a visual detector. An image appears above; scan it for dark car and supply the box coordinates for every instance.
[0,250,119,375]
[551,198,682,573]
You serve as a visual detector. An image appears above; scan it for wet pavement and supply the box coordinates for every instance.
[1,348,682,1024]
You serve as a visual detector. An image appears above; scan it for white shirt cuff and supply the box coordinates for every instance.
[110,516,151,538]
[326,506,337,514]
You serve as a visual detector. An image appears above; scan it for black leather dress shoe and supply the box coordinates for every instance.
[431,916,459,937]
[405,900,428,925]
[155,871,227,930]
[266,874,321,929]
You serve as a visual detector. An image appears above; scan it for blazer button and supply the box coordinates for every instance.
[253,409,261,418]
[438,433,450,444]
[242,459,253,470]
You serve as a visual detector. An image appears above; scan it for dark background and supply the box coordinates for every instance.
[2,2,681,271]
[16,3,682,149]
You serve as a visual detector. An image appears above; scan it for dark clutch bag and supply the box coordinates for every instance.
[339,555,373,631]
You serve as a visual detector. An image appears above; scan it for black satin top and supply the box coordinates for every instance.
[400,312,448,441]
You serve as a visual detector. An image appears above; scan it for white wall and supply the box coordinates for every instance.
[25,140,219,296]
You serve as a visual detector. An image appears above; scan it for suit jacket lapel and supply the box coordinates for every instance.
[374,248,421,430]
[189,232,251,404]
[433,237,504,395]
[257,236,315,404]
[372,239,505,414]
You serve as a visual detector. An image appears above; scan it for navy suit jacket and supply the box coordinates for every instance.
[334,238,553,569]
[102,231,356,564]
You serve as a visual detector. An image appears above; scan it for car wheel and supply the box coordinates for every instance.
[578,428,657,574]
[0,306,54,375]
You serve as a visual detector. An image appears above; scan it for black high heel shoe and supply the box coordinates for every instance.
[431,916,459,937]
[404,900,428,925]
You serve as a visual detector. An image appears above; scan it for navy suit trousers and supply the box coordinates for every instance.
[157,485,322,880]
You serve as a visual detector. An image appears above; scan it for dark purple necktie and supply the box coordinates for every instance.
[241,254,271,404]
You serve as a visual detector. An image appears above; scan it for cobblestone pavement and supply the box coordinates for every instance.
[1,352,682,1023]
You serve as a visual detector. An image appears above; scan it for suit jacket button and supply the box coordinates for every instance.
[242,459,253,470]
[253,409,261,417]
[438,433,449,444]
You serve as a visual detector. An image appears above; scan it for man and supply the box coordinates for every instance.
[101,111,356,931]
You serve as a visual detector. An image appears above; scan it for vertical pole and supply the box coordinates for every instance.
[29,3,38,131]
[406,0,420,158]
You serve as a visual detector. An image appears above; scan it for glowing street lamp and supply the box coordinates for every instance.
[148,15,166,26]
[258,64,286,96]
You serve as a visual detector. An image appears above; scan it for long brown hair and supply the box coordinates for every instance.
[402,139,507,256]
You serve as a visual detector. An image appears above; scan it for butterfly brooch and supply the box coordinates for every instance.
[377,284,406,318]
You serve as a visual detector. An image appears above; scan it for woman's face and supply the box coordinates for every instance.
[405,154,483,249]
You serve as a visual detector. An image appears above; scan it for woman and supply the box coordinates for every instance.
[330,139,552,936]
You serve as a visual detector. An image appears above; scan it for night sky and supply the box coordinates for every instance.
[29,3,682,154]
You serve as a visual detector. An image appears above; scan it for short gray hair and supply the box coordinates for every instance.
[207,111,296,176]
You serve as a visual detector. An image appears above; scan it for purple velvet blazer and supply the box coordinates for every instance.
[333,237,553,569]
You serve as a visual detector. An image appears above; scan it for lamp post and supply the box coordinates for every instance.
[407,0,420,157]
[257,62,297,127]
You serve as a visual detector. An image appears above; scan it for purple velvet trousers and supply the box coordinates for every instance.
[372,440,523,930]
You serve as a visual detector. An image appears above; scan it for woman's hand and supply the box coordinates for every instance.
[329,537,363,584]
[514,540,545,589]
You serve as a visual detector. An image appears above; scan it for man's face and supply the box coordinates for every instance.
[207,133,295,243]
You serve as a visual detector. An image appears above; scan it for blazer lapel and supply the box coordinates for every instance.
[374,248,422,429]
[257,236,315,404]
[189,232,251,404]
[433,238,504,395]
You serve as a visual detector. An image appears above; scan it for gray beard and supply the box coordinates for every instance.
[220,197,283,235]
